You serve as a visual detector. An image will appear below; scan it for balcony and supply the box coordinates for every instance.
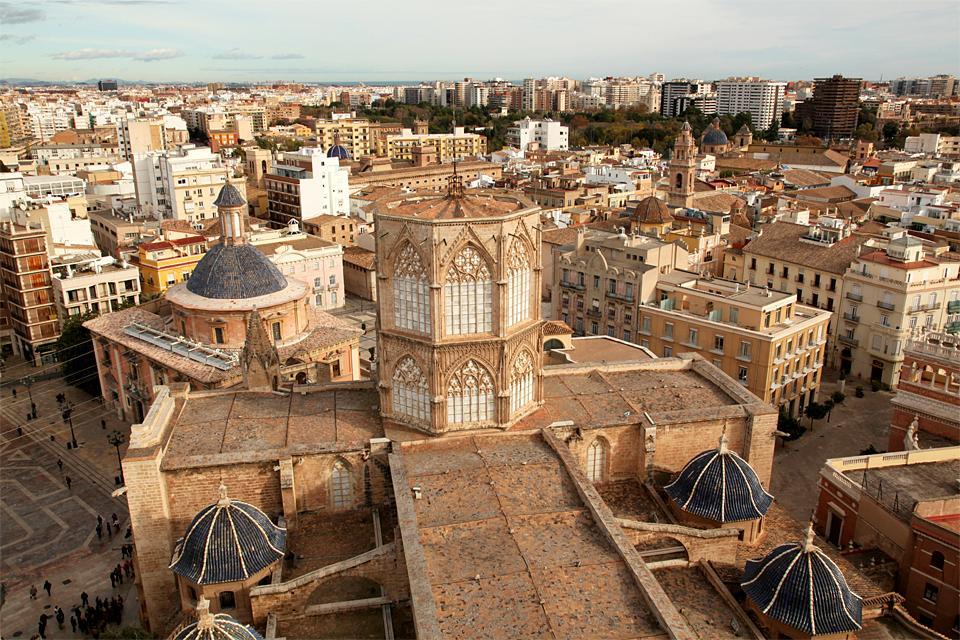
[608,291,635,303]
[842,312,860,323]
[561,280,585,291]
[876,301,895,311]
[586,308,601,319]
[909,302,941,313]
[846,292,863,302]
[946,321,960,335]
[838,335,859,347]
[948,301,960,314]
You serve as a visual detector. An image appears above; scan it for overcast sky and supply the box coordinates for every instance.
[1,0,958,83]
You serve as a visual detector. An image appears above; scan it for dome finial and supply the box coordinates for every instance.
[196,596,214,630]
[217,482,230,506]
[803,521,817,552]
[717,427,728,454]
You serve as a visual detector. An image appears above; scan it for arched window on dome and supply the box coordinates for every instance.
[509,350,534,414]
[506,239,531,327]
[393,243,430,334]
[444,246,492,335]
[446,360,495,424]
[330,460,353,509]
[392,356,430,423]
[586,438,608,483]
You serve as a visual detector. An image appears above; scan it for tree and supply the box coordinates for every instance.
[56,312,100,396]
[805,401,829,430]
[882,122,900,145]
[778,410,806,441]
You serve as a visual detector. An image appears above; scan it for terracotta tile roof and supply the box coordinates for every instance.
[781,168,832,188]
[787,184,856,202]
[692,192,746,214]
[140,236,207,251]
[377,191,530,220]
[342,246,376,270]
[542,226,582,246]
[741,222,866,275]
[542,320,572,336]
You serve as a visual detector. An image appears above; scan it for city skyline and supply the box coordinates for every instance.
[1,0,958,82]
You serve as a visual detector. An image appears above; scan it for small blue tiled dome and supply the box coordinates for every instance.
[174,614,264,640]
[213,183,246,209]
[742,525,863,636]
[327,144,351,160]
[170,485,286,585]
[702,117,729,146]
[664,435,773,523]
[186,243,287,299]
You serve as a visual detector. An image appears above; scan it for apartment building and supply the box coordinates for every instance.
[300,214,363,246]
[794,75,862,140]
[51,254,141,322]
[264,147,349,225]
[315,115,375,158]
[0,221,59,364]
[118,117,167,161]
[507,117,569,153]
[636,273,831,414]
[385,126,486,163]
[135,234,208,296]
[724,219,868,349]
[837,233,960,387]
[716,78,786,130]
[33,142,121,175]
[247,224,345,310]
[553,228,689,338]
[348,159,502,192]
[132,145,241,222]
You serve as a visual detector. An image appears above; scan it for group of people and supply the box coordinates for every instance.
[109,560,134,588]
[94,514,121,541]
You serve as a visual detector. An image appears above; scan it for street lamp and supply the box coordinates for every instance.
[20,375,36,419]
[62,405,78,449]
[108,430,125,486]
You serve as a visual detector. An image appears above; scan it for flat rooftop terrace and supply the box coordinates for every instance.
[853,460,959,519]
[398,432,668,639]
[161,386,383,468]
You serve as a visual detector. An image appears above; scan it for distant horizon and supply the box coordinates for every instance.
[2,0,957,83]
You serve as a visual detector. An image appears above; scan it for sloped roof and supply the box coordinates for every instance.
[741,222,865,275]
[632,195,672,224]
[213,182,246,208]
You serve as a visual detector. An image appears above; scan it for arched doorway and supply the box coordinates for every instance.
[840,348,852,377]
[544,338,564,352]
[295,371,308,385]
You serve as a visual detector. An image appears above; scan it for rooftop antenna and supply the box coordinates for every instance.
[447,110,464,199]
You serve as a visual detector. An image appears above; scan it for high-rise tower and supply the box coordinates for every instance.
[668,122,697,208]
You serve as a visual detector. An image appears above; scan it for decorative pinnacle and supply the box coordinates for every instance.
[717,427,728,454]
[196,596,214,630]
[803,521,817,552]
[217,482,230,506]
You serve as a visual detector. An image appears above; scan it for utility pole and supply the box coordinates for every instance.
[21,375,36,419]
[62,405,78,449]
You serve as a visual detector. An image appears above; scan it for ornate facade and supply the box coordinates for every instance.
[372,185,544,434]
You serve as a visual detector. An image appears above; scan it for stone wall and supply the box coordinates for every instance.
[618,519,741,564]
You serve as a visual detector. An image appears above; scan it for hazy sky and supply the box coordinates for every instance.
[1,0,958,83]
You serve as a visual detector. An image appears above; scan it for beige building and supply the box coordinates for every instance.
[836,233,960,387]
[633,272,832,414]
[51,254,141,322]
[553,227,689,339]
[385,126,486,163]
[315,116,374,158]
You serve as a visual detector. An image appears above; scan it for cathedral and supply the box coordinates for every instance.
[119,181,920,639]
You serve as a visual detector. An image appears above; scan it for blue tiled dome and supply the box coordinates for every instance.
[213,183,246,208]
[327,144,351,160]
[173,613,264,640]
[702,126,729,146]
[186,243,287,299]
[742,525,863,636]
[170,486,286,585]
[664,436,773,523]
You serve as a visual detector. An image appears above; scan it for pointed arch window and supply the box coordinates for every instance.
[446,359,495,424]
[393,243,430,334]
[331,460,353,509]
[444,246,492,335]
[509,350,534,413]
[586,438,608,483]
[392,356,430,422]
[507,239,531,327]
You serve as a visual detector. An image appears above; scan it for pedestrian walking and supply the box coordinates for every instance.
[37,618,46,640]
[111,513,119,529]
[29,584,38,599]
[70,615,77,633]
[116,564,123,584]
[101,419,106,430]
[57,458,63,473]
[11,387,16,398]
[95,522,103,540]
[107,523,113,539]
[43,580,51,596]
[64,476,72,490]
[109,572,115,588]
[80,591,89,607]
[55,606,64,629]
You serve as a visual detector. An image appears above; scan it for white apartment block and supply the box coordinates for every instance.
[267,148,350,221]
[132,145,237,222]
[506,118,569,154]
[51,255,141,322]
[716,79,786,130]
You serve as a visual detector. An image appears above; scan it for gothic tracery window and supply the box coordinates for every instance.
[393,243,430,334]
[392,356,430,422]
[331,460,353,508]
[586,438,608,483]
[446,359,495,424]
[506,239,531,327]
[444,246,492,335]
[509,350,534,413]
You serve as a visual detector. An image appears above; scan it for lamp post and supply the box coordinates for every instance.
[62,406,78,449]
[108,430,125,485]
[20,375,36,419]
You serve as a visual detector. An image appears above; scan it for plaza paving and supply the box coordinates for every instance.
[770,376,893,522]
[0,360,140,636]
